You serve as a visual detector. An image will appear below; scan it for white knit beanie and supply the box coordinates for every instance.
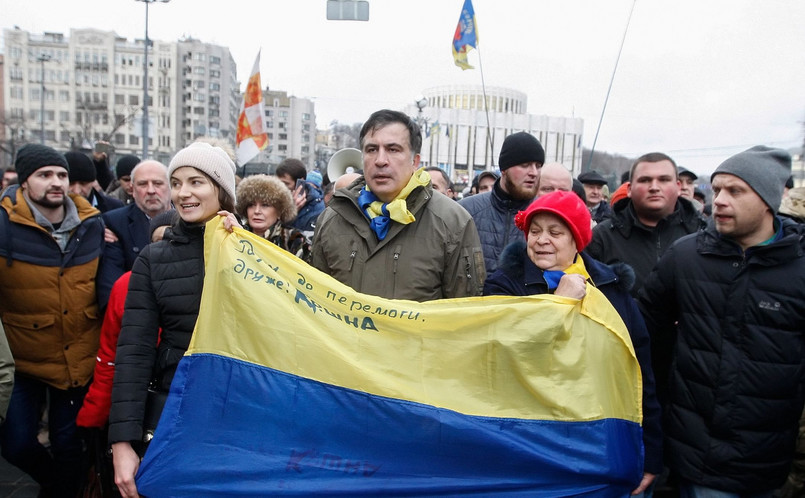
[168,142,237,203]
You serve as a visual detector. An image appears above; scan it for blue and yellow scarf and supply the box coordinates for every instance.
[357,168,431,240]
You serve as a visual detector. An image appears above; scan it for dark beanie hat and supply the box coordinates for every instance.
[711,145,791,214]
[116,155,141,179]
[14,143,69,185]
[498,132,545,171]
[65,152,96,183]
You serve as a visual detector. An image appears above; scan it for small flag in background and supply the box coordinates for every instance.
[235,51,268,166]
[452,0,478,70]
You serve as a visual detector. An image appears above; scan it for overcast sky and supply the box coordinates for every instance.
[2,0,804,176]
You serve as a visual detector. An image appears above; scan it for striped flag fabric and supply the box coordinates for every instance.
[235,51,268,166]
[135,218,645,496]
[452,0,478,70]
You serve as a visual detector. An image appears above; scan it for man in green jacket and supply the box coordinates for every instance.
[312,109,485,301]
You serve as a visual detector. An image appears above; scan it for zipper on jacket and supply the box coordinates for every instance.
[463,250,473,295]
[348,250,356,271]
[392,245,402,298]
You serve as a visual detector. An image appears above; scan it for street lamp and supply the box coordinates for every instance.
[37,54,51,144]
[414,95,428,129]
[136,0,170,159]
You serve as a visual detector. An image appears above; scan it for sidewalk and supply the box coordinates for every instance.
[0,456,39,498]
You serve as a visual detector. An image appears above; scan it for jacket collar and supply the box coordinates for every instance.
[697,217,805,263]
[610,196,703,236]
[490,179,533,212]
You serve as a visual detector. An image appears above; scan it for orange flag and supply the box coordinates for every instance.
[236,51,268,165]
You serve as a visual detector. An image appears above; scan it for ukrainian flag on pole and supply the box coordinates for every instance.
[135,218,644,496]
[453,0,478,70]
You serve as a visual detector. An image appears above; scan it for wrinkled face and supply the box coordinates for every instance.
[679,174,696,199]
[170,166,222,224]
[526,212,578,272]
[24,166,69,210]
[427,170,450,195]
[362,123,420,203]
[478,176,496,193]
[69,181,94,198]
[501,162,541,201]
[628,160,680,221]
[582,183,604,206]
[246,201,279,235]
[133,162,171,218]
[711,173,772,247]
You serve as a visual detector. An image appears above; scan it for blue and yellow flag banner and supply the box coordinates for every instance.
[452,0,478,70]
[136,218,644,496]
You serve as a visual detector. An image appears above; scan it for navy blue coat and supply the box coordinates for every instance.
[96,204,150,308]
[484,240,663,474]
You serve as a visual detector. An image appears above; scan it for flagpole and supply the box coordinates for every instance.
[586,0,637,171]
[475,35,495,170]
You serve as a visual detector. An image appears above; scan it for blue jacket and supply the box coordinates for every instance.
[458,181,532,274]
[484,240,663,474]
[96,203,151,308]
[292,183,325,232]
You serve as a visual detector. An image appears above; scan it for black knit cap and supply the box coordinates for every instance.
[498,132,545,171]
[14,143,69,185]
[116,154,141,179]
[65,152,96,183]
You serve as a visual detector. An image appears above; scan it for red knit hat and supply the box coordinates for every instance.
[514,190,593,251]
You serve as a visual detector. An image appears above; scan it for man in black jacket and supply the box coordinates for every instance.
[586,152,705,297]
[639,146,805,495]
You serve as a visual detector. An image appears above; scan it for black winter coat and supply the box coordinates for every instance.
[458,180,532,274]
[483,241,663,474]
[638,219,805,492]
[586,197,705,298]
[108,220,205,444]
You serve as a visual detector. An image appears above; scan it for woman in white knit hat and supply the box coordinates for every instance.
[107,141,238,498]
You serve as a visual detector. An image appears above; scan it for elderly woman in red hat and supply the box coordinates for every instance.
[483,190,662,496]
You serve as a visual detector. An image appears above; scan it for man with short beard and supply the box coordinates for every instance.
[0,143,104,497]
[459,131,544,274]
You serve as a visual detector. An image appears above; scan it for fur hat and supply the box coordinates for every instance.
[14,143,69,185]
[65,152,96,183]
[116,155,141,179]
[711,145,791,214]
[514,190,593,251]
[235,174,297,224]
[168,142,237,204]
[498,132,545,171]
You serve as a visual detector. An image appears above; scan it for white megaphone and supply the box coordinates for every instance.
[327,148,362,182]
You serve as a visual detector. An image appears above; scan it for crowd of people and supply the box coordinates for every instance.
[0,108,803,497]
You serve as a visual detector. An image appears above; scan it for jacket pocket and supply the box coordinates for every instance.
[2,312,56,331]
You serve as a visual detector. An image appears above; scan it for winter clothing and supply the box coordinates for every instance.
[235,174,297,224]
[638,218,805,493]
[65,152,96,182]
[586,196,705,297]
[0,185,103,389]
[87,188,124,214]
[484,241,663,475]
[312,177,485,301]
[168,142,237,203]
[711,145,791,214]
[498,132,545,170]
[306,170,323,188]
[115,155,140,179]
[514,190,593,251]
[780,187,805,224]
[77,272,131,428]
[578,170,608,185]
[292,183,325,232]
[108,219,205,444]
[677,166,698,181]
[459,180,532,274]
[14,143,69,184]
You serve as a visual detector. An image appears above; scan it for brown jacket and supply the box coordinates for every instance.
[0,186,103,389]
[312,178,485,301]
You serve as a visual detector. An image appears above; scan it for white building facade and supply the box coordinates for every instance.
[404,85,584,183]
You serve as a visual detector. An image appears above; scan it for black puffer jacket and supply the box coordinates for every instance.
[458,180,532,274]
[639,219,805,492]
[108,220,205,444]
[587,197,705,297]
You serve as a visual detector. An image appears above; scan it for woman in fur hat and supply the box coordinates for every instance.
[236,174,312,262]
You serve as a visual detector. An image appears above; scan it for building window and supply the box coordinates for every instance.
[129,95,139,106]
[130,135,139,145]
[60,111,70,121]
[278,145,287,152]
[210,55,221,64]
[279,133,287,140]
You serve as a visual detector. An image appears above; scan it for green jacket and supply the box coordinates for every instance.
[312,179,485,301]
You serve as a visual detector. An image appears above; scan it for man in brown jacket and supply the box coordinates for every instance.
[312,109,485,300]
[0,143,104,497]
